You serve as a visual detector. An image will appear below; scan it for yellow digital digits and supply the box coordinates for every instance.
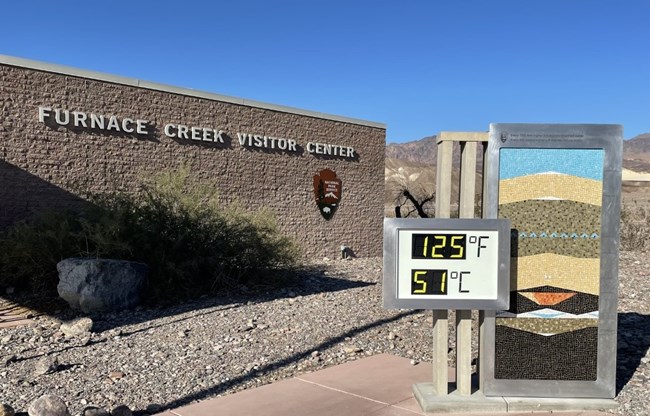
[431,235,446,258]
[411,269,448,295]
[412,233,466,260]
[413,271,427,293]
[451,235,464,258]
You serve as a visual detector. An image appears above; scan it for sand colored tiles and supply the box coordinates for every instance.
[510,254,600,295]
[499,174,603,206]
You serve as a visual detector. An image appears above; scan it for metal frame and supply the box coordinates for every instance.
[383,217,511,310]
[482,123,622,398]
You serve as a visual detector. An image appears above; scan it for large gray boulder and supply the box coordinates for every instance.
[28,395,70,416]
[57,258,148,313]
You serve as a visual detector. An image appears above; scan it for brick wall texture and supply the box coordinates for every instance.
[0,64,386,258]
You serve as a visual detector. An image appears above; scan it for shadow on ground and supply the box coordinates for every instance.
[1,262,377,334]
[616,312,650,394]
[158,309,418,413]
[149,311,650,412]
[90,263,377,332]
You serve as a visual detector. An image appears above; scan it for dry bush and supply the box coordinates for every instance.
[620,203,650,252]
[0,168,300,301]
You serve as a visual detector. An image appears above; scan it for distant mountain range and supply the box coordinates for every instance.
[623,134,650,172]
[385,135,437,164]
[386,133,650,173]
[384,133,650,216]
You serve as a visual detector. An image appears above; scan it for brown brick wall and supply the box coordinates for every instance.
[0,64,385,258]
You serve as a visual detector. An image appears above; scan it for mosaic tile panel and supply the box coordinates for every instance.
[511,230,600,258]
[499,200,601,233]
[497,308,598,319]
[496,317,597,335]
[496,148,603,381]
[507,288,599,315]
[510,254,600,294]
[494,326,598,380]
[519,291,576,305]
[498,148,604,181]
[499,174,602,205]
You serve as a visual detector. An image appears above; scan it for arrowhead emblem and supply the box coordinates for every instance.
[313,169,342,220]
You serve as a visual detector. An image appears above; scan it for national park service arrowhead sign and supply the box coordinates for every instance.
[313,169,342,220]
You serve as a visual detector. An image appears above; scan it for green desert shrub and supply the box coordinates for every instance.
[0,168,299,302]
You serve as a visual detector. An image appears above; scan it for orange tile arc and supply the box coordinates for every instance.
[519,292,577,306]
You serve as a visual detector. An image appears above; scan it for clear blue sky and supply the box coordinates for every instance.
[2,1,648,143]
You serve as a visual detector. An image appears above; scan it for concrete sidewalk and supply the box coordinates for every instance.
[160,354,611,416]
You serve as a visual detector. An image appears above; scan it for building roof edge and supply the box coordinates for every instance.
[0,54,386,130]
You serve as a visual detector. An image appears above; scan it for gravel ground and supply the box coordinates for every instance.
[1,252,649,416]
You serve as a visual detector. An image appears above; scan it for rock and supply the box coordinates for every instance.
[343,345,363,354]
[108,371,125,381]
[82,406,109,416]
[110,405,132,416]
[410,359,418,365]
[60,317,93,337]
[0,403,15,416]
[34,355,59,376]
[28,395,70,416]
[145,403,162,414]
[57,258,149,313]
[2,355,15,367]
